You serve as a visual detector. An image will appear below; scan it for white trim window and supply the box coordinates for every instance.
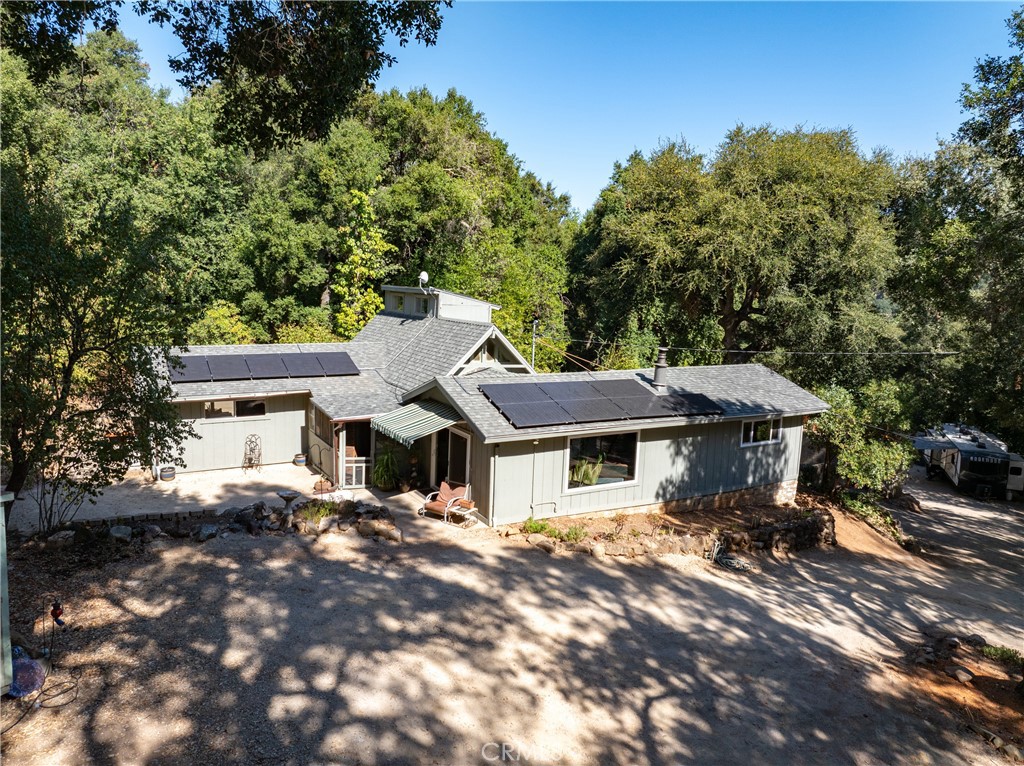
[567,432,638,490]
[203,398,266,419]
[741,417,781,446]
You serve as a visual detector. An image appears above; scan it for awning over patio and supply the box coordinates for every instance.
[371,400,463,448]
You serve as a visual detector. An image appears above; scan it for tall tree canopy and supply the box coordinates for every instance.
[888,6,1024,447]
[569,127,898,388]
[1,34,212,516]
[0,0,449,153]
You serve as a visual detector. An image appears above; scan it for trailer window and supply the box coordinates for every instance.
[966,457,1004,476]
[1010,467,1022,477]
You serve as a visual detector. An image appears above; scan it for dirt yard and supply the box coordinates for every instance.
[2,465,1021,765]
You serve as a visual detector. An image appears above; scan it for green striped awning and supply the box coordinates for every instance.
[371,400,463,448]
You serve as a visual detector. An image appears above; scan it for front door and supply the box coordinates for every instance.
[432,428,470,488]
[448,429,469,486]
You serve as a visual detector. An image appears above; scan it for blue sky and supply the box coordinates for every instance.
[120,2,1016,211]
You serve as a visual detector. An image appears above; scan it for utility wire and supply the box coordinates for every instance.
[541,336,958,357]
[535,337,611,372]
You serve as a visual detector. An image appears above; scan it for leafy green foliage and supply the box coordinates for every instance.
[332,190,396,339]
[372,442,400,491]
[562,525,588,544]
[808,385,917,496]
[980,644,1024,670]
[188,301,255,345]
[570,127,898,387]
[0,36,198,518]
[3,0,450,154]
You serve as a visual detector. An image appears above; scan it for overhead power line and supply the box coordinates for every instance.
[548,336,958,357]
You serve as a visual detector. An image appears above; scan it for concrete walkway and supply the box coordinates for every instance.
[6,463,482,544]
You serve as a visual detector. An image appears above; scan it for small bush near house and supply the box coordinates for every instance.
[562,525,587,544]
[523,517,550,535]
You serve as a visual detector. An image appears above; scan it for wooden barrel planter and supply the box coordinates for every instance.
[159,466,176,482]
[293,453,307,466]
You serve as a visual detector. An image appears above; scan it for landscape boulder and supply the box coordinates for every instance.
[110,525,133,544]
[191,524,219,543]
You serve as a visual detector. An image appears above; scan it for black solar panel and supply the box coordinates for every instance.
[664,392,724,416]
[536,381,602,401]
[207,355,252,382]
[559,397,629,423]
[280,353,325,377]
[497,401,575,428]
[479,382,549,405]
[169,356,212,383]
[316,352,359,377]
[589,379,652,398]
[245,354,289,379]
[615,395,679,419]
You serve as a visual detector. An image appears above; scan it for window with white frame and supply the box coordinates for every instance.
[567,432,638,489]
[741,417,781,446]
[203,399,266,419]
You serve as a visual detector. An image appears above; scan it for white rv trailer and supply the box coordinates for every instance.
[915,424,1023,501]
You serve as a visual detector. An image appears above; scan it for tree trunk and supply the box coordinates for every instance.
[3,456,29,525]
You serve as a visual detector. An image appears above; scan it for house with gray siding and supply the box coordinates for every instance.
[165,285,531,487]
[164,284,828,526]
[377,363,828,526]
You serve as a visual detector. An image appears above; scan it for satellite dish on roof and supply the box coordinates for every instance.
[418,271,429,292]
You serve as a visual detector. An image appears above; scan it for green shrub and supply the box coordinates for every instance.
[300,501,336,522]
[842,492,903,542]
[562,525,587,543]
[523,517,551,534]
[981,644,1024,669]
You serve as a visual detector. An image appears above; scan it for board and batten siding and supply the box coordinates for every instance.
[488,416,804,526]
[176,394,308,472]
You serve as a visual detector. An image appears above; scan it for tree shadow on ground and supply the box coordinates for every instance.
[6,509,1016,766]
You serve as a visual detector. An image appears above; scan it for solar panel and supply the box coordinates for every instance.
[558,397,629,424]
[245,354,289,380]
[614,395,679,419]
[536,381,602,401]
[479,382,549,406]
[280,353,325,377]
[169,356,212,383]
[497,401,576,428]
[316,352,359,377]
[589,378,652,398]
[663,392,724,416]
[207,354,252,382]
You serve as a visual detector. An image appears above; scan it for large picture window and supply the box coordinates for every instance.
[741,417,780,446]
[568,432,638,489]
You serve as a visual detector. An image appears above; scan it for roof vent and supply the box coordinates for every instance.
[652,347,668,391]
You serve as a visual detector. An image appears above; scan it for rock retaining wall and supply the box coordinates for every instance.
[724,509,836,554]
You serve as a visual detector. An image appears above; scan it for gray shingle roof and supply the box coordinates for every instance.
[168,314,493,420]
[426,364,828,443]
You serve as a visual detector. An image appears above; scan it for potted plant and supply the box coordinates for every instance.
[372,444,399,491]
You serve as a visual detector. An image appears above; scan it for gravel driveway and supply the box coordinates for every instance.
[2,467,1020,765]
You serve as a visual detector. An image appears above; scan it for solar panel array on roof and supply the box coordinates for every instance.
[170,356,213,383]
[478,379,723,429]
[168,351,359,383]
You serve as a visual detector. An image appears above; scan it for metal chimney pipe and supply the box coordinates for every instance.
[652,347,668,390]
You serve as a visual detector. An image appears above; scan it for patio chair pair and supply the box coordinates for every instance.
[419,481,475,526]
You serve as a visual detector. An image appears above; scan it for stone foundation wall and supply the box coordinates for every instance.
[616,479,800,518]
[528,479,800,525]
